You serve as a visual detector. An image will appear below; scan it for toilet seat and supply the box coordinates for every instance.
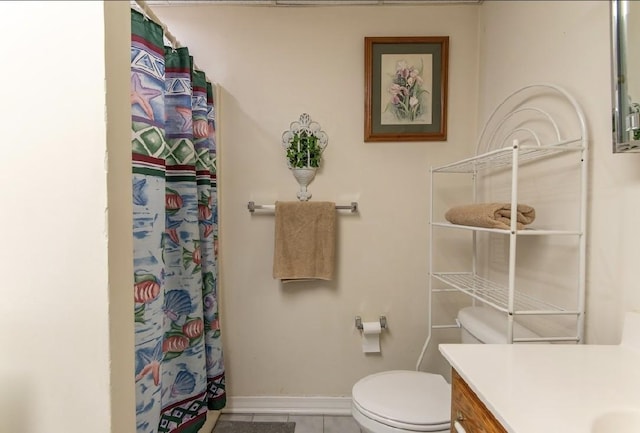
[352,370,451,432]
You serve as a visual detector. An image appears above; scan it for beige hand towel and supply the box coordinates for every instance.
[273,201,336,282]
[445,202,536,230]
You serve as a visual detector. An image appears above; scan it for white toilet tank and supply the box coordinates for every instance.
[457,306,542,343]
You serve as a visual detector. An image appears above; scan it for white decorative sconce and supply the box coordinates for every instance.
[281,113,328,201]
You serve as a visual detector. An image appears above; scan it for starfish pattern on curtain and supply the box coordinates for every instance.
[130,10,225,433]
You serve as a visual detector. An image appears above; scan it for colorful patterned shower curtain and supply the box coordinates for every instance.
[130,10,225,433]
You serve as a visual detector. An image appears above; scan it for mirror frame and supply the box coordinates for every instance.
[612,0,640,152]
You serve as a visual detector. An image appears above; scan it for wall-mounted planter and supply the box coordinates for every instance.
[282,113,328,201]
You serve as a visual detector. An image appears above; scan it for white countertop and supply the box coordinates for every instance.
[439,343,640,433]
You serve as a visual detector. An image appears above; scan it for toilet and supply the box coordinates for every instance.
[352,370,451,433]
[351,306,542,433]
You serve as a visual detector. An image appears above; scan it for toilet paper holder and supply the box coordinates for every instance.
[355,316,387,331]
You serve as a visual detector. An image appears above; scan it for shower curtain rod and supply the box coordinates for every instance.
[132,0,211,82]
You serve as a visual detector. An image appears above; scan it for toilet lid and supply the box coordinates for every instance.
[352,370,451,431]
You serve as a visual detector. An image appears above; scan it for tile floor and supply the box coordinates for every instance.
[217,413,363,433]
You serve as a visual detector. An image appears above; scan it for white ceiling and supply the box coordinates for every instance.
[142,0,482,5]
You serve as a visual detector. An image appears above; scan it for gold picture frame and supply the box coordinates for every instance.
[365,36,449,142]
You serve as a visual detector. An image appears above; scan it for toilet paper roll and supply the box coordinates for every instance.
[362,321,382,353]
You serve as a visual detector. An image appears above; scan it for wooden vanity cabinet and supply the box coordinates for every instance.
[451,369,507,433]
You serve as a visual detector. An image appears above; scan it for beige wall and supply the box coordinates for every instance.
[105,1,137,432]
[153,4,481,396]
[0,2,132,432]
[156,0,640,399]
[0,2,135,432]
[2,1,630,426]
[477,0,640,344]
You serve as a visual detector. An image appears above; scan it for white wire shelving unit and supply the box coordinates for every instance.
[417,84,588,368]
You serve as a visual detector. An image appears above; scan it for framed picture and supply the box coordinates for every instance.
[364,36,449,142]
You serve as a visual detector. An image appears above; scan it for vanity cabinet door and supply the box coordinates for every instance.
[451,369,507,433]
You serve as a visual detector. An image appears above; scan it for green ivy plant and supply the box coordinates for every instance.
[286,131,323,168]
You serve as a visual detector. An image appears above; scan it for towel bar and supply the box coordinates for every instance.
[247,201,358,213]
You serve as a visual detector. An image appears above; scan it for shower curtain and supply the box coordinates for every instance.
[131,10,225,433]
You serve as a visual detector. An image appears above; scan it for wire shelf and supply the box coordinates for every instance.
[431,139,584,174]
[419,84,588,359]
[430,222,583,236]
[431,272,570,314]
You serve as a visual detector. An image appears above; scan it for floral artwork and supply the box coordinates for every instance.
[380,54,433,126]
[364,36,448,142]
[387,60,429,122]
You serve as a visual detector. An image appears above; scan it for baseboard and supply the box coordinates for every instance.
[223,396,352,415]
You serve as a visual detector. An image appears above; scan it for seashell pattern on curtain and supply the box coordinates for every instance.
[130,9,225,433]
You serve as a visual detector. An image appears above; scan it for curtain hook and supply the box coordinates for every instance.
[131,2,149,21]
[141,5,151,21]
